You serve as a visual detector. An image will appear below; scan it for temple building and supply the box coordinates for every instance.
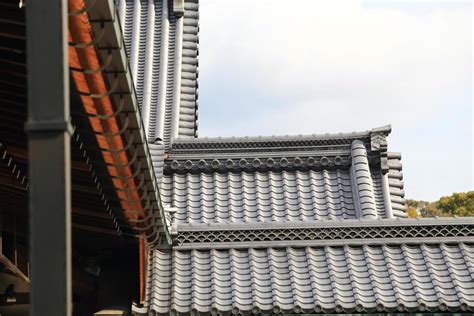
[0,0,472,315]
[116,0,474,315]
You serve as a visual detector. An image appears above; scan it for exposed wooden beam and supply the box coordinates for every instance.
[0,254,29,283]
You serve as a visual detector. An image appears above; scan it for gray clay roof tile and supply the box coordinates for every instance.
[146,244,474,314]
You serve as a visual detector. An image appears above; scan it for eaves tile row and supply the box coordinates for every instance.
[146,243,474,314]
[75,0,172,244]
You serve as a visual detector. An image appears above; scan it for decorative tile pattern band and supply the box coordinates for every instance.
[175,224,474,245]
[165,155,362,172]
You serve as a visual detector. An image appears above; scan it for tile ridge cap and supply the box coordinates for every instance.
[171,130,377,144]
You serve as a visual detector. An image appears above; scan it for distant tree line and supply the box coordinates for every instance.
[407,191,474,218]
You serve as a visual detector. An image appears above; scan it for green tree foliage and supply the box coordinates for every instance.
[407,191,474,217]
[437,191,474,216]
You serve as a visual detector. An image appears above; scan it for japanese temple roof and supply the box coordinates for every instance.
[145,128,474,314]
[160,126,406,228]
[111,0,474,314]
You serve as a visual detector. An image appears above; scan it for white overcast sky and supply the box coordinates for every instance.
[196,0,472,201]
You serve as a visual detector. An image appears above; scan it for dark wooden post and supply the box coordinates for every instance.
[25,0,72,315]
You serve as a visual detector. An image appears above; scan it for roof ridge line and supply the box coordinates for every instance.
[171,124,392,145]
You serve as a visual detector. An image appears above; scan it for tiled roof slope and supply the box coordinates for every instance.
[161,126,407,226]
[142,125,474,314]
[115,0,199,145]
[147,243,474,314]
[113,3,474,314]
